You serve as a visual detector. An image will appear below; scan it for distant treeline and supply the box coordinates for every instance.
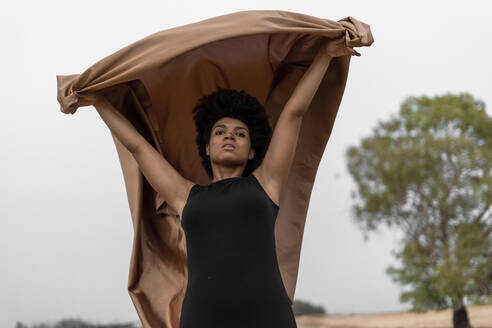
[14,319,141,328]
[15,299,325,327]
[292,299,327,316]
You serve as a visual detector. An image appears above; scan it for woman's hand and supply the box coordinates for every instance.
[77,90,106,108]
[321,35,361,59]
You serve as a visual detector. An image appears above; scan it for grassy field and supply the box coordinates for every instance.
[296,305,492,328]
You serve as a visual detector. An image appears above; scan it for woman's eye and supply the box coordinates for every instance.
[214,130,245,137]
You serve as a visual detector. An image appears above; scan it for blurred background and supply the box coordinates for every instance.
[2,1,490,328]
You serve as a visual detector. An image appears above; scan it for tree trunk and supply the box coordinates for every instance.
[452,299,472,328]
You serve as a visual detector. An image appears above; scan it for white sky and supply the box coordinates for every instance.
[2,0,491,327]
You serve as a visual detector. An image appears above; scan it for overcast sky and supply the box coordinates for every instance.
[2,1,491,327]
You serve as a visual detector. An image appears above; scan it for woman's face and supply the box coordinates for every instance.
[206,116,255,169]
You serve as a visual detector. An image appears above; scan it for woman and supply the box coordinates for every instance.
[93,35,359,328]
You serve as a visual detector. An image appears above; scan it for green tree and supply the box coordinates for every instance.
[345,93,491,328]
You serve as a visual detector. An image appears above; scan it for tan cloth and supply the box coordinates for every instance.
[56,10,373,328]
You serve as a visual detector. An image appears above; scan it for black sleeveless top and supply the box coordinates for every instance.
[180,173,297,328]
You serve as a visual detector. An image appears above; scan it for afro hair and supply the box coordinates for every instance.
[192,87,273,179]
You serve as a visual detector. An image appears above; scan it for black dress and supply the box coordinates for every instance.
[180,173,297,328]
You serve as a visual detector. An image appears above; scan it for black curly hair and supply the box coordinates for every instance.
[192,87,273,179]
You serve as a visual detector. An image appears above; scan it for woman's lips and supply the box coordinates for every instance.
[223,144,235,150]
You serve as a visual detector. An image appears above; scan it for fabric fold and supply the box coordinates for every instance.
[56,9,373,328]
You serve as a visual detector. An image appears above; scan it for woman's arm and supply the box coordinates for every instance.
[254,35,360,202]
[281,48,333,118]
[283,34,359,118]
[93,96,144,153]
[94,96,193,218]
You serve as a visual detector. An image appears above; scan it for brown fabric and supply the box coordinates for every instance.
[56,10,373,328]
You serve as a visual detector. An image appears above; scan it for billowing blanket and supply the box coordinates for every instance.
[56,10,373,328]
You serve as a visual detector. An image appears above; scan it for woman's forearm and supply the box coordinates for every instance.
[94,97,145,153]
[283,49,333,117]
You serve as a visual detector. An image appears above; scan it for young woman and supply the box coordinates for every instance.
[94,35,359,328]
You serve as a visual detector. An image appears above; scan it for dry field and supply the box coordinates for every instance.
[296,305,492,328]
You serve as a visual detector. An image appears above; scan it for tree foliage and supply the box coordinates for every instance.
[345,92,492,312]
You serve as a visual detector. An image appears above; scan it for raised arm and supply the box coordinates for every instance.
[93,96,194,218]
[281,34,359,117]
[254,35,360,202]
